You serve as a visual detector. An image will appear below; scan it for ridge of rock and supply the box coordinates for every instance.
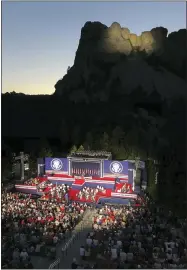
[55,21,187,102]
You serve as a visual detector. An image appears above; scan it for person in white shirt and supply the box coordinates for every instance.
[173,253,179,263]
[93,238,98,246]
[120,249,127,261]
[135,224,140,233]
[80,245,85,260]
[117,240,122,248]
[170,241,175,249]
[85,247,90,258]
[127,252,133,262]
[148,224,152,233]
[111,247,117,260]
[154,262,161,269]
[53,235,58,244]
[93,223,98,230]
[86,237,93,247]
[20,249,29,260]
[35,244,42,253]
[55,220,60,226]
[166,250,172,260]
[153,251,158,260]
[165,242,171,252]
[137,241,142,249]
[13,248,20,260]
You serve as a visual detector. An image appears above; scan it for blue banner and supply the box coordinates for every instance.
[103,160,128,179]
[127,168,133,185]
[45,158,68,174]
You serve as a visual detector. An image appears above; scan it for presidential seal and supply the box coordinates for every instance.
[110,161,123,174]
[51,158,63,171]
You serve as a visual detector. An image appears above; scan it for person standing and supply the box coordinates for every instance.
[80,246,85,261]
[71,258,78,269]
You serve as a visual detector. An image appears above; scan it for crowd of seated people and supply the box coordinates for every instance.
[116,183,132,193]
[47,184,70,201]
[1,191,87,269]
[76,186,106,202]
[37,180,52,191]
[76,205,187,269]
[24,178,42,186]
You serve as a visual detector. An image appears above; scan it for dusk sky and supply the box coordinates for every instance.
[2,2,186,95]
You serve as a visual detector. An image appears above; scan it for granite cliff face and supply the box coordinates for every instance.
[55,21,187,102]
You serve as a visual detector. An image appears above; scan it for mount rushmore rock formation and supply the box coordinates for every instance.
[55,21,186,102]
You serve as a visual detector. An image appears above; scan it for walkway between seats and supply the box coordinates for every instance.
[31,209,95,269]
[58,209,95,269]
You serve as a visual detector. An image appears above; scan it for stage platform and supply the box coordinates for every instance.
[15,152,146,204]
[15,173,137,204]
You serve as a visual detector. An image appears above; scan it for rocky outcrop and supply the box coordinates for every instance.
[75,21,168,56]
[54,21,186,102]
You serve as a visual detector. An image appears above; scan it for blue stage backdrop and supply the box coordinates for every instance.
[103,160,128,179]
[37,158,45,176]
[128,168,133,185]
[45,158,68,174]
[71,161,100,177]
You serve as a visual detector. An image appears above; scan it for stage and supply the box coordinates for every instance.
[44,151,131,183]
[15,151,147,205]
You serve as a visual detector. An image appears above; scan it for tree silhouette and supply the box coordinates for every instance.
[70,145,77,153]
[85,132,93,149]
[100,132,110,151]
[71,125,81,146]
[38,138,53,158]
[77,145,84,152]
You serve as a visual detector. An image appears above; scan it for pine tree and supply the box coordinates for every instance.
[100,132,110,151]
[38,138,53,158]
[70,145,77,153]
[77,145,84,152]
